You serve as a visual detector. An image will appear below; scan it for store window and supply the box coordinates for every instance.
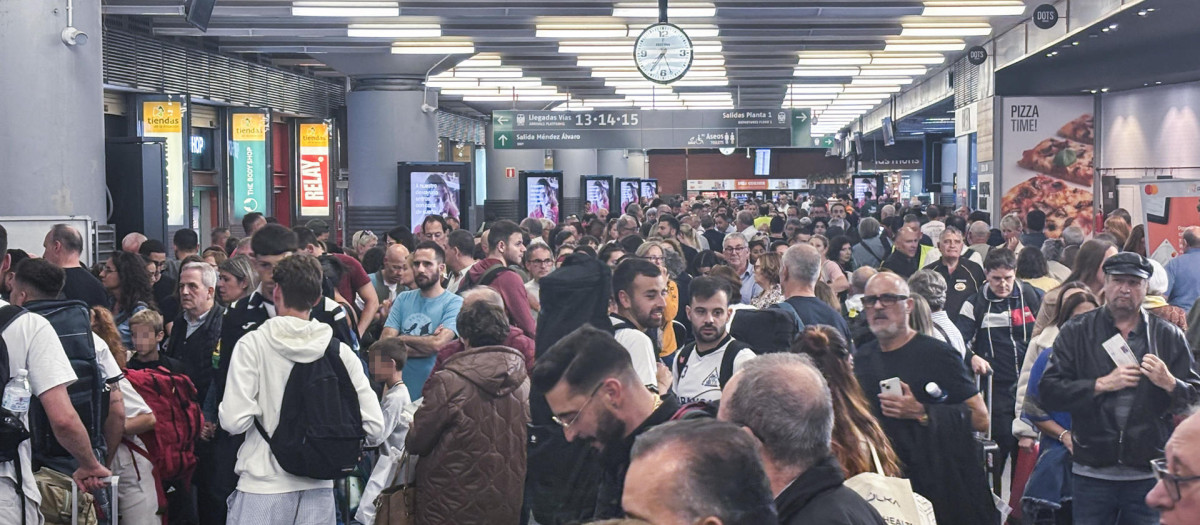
[190,127,216,171]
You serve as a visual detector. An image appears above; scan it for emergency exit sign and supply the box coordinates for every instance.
[505,167,516,179]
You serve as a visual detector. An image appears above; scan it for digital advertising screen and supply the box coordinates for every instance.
[520,171,563,224]
[618,178,641,213]
[639,179,658,202]
[731,191,752,204]
[583,175,614,216]
[398,162,470,232]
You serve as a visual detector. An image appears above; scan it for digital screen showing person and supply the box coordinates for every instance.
[586,179,611,216]
[640,181,658,202]
[620,180,640,212]
[526,175,561,223]
[410,172,461,231]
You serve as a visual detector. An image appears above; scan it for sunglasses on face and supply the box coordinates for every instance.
[862,294,909,308]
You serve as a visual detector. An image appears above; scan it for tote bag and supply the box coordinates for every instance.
[844,442,937,525]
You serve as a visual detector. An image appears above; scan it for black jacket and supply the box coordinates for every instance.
[1039,308,1200,469]
[164,303,224,403]
[594,395,680,519]
[776,456,885,525]
[957,281,1041,388]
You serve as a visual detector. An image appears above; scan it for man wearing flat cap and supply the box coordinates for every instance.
[306,218,343,253]
[1040,252,1200,524]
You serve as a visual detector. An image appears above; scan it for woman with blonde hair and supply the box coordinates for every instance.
[791,325,904,478]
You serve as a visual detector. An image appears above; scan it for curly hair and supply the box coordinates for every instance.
[108,251,156,315]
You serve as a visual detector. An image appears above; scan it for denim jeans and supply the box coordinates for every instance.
[1071,474,1158,525]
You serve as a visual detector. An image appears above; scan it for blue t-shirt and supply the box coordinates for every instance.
[385,289,463,399]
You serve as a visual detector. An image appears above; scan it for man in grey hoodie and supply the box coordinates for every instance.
[220,254,384,525]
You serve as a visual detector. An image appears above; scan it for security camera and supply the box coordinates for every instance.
[62,27,88,46]
[421,103,437,114]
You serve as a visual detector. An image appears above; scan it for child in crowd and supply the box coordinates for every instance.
[127,309,182,372]
[356,338,416,524]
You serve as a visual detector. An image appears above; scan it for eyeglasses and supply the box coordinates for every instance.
[1151,458,1200,502]
[862,294,909,308]
[529,258,554,266]
[551,382,605,429]
[724,246,748,253]
[645,256,664,264]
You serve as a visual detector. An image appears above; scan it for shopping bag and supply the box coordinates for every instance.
[844,443,936,525]
[373,451,417,525]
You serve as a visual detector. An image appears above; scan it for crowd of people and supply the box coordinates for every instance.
[1,191,1199,525]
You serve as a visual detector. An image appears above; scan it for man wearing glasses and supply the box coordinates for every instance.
[722,233,761,305]
[532,325,679,520]
[1147,411,1200,524]
[852,272,994,525]
[1040,253,1200,525]
[524,243,554,318]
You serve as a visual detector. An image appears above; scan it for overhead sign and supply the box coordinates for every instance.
[298,121,331,217]
[686,178,809,191]
[230,111,268,220]
[1034,4,1060,30]
[491,108,814,150]
[141,101,187,225]
[858,140,924,171]
[967,46,988,66]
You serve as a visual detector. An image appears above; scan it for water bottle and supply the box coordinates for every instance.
[925,382,948,403]
[2,369,31,416]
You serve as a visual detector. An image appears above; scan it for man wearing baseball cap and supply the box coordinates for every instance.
[1040,252,1200,524]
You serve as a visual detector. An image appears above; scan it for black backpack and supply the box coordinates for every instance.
[456,263,514,296]
[23,299,108,472]
[0,305,31,463]
[729,301,804,354]
[254,336,364,480]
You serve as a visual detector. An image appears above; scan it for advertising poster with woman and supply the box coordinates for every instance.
[526,175,561,224]
[410,171,461,230]
[585,177,611,215]
[640,180,658,202]
[619,179,640,213]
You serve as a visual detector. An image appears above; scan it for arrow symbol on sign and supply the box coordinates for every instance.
[498,135,509,145]
[496,116,510,125]
[796,113,808,122]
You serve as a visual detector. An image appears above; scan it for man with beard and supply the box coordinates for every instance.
[853,272,994,525]
[382,241,463,399]
[463,220,536,337]
[671,276,755,404]
[1040,253,1200,525]
[533,325,680,520]
[610,258,668,391]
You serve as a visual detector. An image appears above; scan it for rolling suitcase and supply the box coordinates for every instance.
[71,476,118,525]
[975,374,1011,522]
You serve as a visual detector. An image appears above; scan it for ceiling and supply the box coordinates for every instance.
[103,0,1042,131]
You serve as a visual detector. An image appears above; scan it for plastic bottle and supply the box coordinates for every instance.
[2,369,31,416]
[925,382,948,403]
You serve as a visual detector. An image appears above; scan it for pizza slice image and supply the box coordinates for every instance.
[1058,114,1094,145]
[1001,175,1095,236]
[1017,138,1094,187]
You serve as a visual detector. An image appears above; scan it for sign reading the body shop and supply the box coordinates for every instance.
[230,111,268,220]
[141,101,187,225]
[298,121,332,217]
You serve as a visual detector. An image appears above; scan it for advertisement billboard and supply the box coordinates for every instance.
[229,111,269,221]
[297,121,332,217]
[141,99,188,225]
[520,171,563,224]
[398,163,469,233]
[618,178,641,213]
[640,179,659,202]
[583,175,614,216]
[1000,96,1096,236]
[1139,180,1200,266]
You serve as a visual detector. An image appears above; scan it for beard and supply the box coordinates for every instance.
[584,408,628,451]
[695,323,725,344]
[636,306,664,329]
[415,273,438,290]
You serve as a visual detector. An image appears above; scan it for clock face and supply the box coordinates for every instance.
[634,23,693,84]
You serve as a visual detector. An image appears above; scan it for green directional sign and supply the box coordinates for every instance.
[810,135,836,149]
[789,108,812,147]
[494,131,515,149]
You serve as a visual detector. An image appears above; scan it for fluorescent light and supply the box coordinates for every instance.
[613,3,716,18]
[901,23,991,37]
[561,42,721,54]
[579,56,724,67]
[794,68,859,77]
[673,79,728,87]
[884,40,965,52]
[870,54,945,65]
[392,42,475,54]
[843,85,903,93]
[553,106,594,111]
[797,57,872,66]
[851,77,914,85]
[922,2,1026,17]
[461,94,568,102]
[859,66,927,76]
[292,1,398,17]
[835,93,890,100]
[786,86,844,94]
[593,68,726,78]
[347,24,441,38]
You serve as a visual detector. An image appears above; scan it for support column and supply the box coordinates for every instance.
[0,0,106,220]
[552,149,598,218]
[483,146,543,221]
[346,78,438,232]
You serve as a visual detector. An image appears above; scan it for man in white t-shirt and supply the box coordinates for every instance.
[0,226,111,524]
[672,276,755,404]
[609,258,666,391]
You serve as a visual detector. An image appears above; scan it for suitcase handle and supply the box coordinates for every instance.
[976,373,994,441]
[70,476,119,525]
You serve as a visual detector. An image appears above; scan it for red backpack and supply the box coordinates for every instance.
[124,367,204,485]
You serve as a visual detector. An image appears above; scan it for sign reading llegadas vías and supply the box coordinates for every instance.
[230,112,268,220]
[141,101,187,225]
[298,122,331,217]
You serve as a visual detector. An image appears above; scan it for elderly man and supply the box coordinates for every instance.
[966,220,992,265]
[735,210,758,241]
[1165,226,1200,312]
[121,231,147,253]
[166,261,225,404]
[1146,410,1200,523]
[1040,253,1200,525]
[853,272,994,525]
[623,419,780,525]
[722,233,761,305]
[781,244,853,343]
[719,354,885,525]
[923,226,985,321]
[880,227,935,278]
[42,224,109,307]
[369,243,411,306]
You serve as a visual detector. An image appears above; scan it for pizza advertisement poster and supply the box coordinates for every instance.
[1138,180,1200,266]
[1000,96,1096,237]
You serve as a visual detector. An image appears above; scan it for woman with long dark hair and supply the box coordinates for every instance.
[101,251,157,348]
[791,325,903,478]
[827,235,857,273]
[1032,239,1117,337]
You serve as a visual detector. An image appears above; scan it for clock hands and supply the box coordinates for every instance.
[648,49,668,72]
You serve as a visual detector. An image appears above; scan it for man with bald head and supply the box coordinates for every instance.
[966,220,992,265]
[852,272,995,525]
[121,231,147,253]
[719,354,884,525]
[43,224,109,307]
[880,226,935,278]
[1146,410,1200,523]
[370,243,411,307]
[781,244,853,344]
[1165,226,1200,312]
[433,286,535,372]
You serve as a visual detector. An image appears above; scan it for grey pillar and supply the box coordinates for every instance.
[346,80,438,231]
[484,146,545,222]
[0,0,106,220]
[553,149,597,217]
